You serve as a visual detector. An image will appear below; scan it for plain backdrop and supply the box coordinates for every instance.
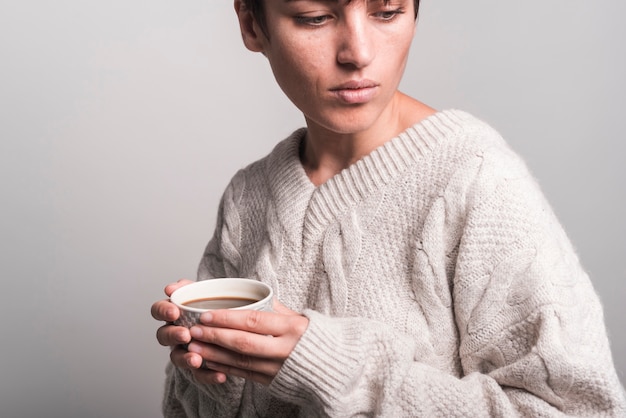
[1,1,624,417]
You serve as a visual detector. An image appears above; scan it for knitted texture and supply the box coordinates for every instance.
[163,110,626,417]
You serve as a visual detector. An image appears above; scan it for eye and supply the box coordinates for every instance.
[294,15,332,26]
[373,8,405,21]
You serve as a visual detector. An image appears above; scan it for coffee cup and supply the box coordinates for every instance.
[170,278,273,328]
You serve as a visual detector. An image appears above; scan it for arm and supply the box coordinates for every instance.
[266,147,626,416]
[450,147,625,416]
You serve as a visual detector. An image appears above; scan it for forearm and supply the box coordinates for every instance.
[269,310,491,416]
[269,305,625,417]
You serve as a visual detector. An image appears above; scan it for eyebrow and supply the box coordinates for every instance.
[285,0,393,4]
[284,0,338,3]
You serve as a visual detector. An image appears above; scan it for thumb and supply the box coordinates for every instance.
[164,279,195,297]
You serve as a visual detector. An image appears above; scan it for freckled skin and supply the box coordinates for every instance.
[238,0,435,185]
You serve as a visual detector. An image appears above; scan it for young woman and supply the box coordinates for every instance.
[151,0,626,416]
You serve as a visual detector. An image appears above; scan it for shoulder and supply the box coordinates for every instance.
[219,127,307,212]
[403,110,545,227]
[227,128,305,189]
[419,109,507,150]
[396,109,529,192]
[419,110,529,176]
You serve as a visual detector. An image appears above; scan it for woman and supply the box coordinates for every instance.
[151,0,626,416]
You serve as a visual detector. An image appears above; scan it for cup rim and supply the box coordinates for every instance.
[170,278,273,313]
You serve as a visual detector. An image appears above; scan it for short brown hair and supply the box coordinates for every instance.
[243,0,421,37]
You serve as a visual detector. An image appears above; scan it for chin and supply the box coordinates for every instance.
[312,108,384,135]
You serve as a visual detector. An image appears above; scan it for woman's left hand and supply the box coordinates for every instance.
[186,299,309,386]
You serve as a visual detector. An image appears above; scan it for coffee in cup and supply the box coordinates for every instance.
[170,278,273,328]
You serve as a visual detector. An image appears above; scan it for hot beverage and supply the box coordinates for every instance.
[171,278,273,327]
[182,296,259,309]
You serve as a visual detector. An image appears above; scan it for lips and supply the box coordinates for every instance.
[330,79,379,104]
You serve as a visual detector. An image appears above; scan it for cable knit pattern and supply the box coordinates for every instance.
[163,110,626,417]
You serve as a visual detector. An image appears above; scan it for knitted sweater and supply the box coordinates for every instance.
[163,110,626,417]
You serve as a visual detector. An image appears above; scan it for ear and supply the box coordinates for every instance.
[234,0,266,53]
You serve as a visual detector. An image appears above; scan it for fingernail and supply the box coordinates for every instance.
[200,312,213,323]
[187,342,201,353]
[187,354,201,369]
[177,329,190,343]
[190,326,202,339]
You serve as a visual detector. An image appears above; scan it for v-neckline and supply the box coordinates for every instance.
[265,109,471,247]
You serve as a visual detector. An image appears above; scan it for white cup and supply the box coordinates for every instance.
[170,278,273,328]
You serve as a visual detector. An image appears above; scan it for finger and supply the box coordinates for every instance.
[151,299,180,321]
[170,346,203,369]
[200,309,293,337]
[170,346,228,384]
[190,323,290,359]
[190,367,229,385]
[164,279,195,297]
[170,348,229,385]
[201,359,273,386]
[156,324,192,347]
[187,341,282,377]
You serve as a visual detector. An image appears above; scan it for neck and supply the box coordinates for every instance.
[300,92,435,186]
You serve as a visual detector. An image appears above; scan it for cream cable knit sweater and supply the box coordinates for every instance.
[163,110,626,417]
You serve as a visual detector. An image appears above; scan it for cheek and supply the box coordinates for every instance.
[382,39,413,78]
[271,48,326,93]
[388,32,413,60]
[383,23,415,61]
[268,58,317,112]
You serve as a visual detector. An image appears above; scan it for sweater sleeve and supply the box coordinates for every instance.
[269,146,626,417]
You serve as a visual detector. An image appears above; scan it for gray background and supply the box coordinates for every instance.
[1,1,624,417]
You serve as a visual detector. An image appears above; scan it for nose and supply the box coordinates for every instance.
[336,16,375,69]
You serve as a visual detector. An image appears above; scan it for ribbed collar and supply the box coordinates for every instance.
[265,109,475,245]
